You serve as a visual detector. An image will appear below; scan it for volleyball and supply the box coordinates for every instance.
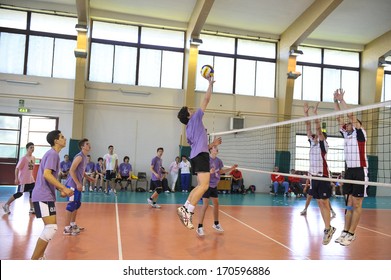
[200,64,214,79]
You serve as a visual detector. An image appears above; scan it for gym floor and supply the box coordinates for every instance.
[1,185,391,260]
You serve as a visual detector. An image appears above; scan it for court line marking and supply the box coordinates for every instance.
[357,225,391,237]
[114,194,123,260]
[217,207,311,260]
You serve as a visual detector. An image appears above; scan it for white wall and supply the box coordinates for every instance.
[0,73,283,190]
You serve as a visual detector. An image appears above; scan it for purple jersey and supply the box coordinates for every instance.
[186,108,208,159]
[85,161,95,173]
[65,152,87,189]
[60,160,72,172]
[209,156,223,187]
[32,148,60,202]
[119,162,132,177]
[151,156,162,181]
[95,162,103,173]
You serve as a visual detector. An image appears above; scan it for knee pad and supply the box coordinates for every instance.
[40,224,58,242]
[13,192,23,199]
[66,201,79,212]
[156,187,163,194]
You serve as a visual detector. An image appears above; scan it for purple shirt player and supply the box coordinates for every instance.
[186,108,209,159]
[32,148,61,202]
[209,156,224,188]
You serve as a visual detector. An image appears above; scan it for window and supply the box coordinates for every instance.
[89,21,185,89]
[294,46,360,104]
[0,8,77,78]
[197,34,277,96]
[294,135,345,173]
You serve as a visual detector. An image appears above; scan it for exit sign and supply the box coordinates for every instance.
[18,107,30,113]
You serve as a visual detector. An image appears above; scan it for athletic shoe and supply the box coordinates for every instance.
[196,227,205,236]
[152,204,161,208]
[63,226,79,236]
[340,233,356,246]
[331,209,336,218]
[29,208,35,214]
[82,186,85,192]
[38,254,47,260]
[176,206,194,229]
[212,224,224,232]
[2,204,10,214]
[322,226,336,245]
[72,225,85,233]
[147,198,153,206]
[89,186,93,192]
[335,231,348,244]
[300,209,307,215]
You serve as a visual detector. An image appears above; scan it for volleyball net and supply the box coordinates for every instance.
[209,100,391,195]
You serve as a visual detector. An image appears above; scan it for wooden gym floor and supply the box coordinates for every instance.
[1,186,391,260]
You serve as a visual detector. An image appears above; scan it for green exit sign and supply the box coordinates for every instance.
[18,107,30,113]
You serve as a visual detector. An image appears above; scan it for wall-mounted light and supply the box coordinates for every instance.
[287,71,301,79]
[378,57,391,67]
[74,48,87,58]
[190,38,203,46]
[75,23,88,32]
[289,49,303,56]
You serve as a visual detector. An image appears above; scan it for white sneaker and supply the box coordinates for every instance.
[322,226,336,245]
[176,206,194,229]
[331,209,336,218]
[89,186,93,192]
[82,186,85,192]
[212,224,224,232]
[63,226,79,236]
[72,225,85,233]
[335,231,348,243]
[2,204,10,214]
[300,209,307,215]
[340,233,356,246]
[196,227,205,236]
[152,204,161,208]
[147,198,153,206]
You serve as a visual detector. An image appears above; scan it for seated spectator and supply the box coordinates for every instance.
[288,169,304,197]
[115,156,133,191]
[82,155,96,192]
[161,167,171,193]
[57,154,71,182]
[94,157,105,192]
[331,171,344,197]
[271,166,289,196]
[230,168,244,194]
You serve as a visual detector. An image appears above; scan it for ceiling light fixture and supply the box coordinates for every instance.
[289,49,303,56]
[190,38,203,46]
[75,23,88,32]
[287,71,302,79]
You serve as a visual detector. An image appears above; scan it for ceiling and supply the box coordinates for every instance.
[3,0,391,50]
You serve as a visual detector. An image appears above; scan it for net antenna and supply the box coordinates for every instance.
[210,100,391,193]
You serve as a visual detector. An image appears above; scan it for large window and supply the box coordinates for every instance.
[295,134,345,173]
[89,21,184,89]
[0,8,77,79]
[196,34,276,97]
[382,59,391,102]
[294,46,360,104]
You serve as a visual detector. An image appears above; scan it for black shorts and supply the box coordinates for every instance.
[343,167,368,197]
[33,201,56,218]
[202,187,218,199]
[151,180,162,189]
[311,178,331,199]
[105,170,117,180]
[17,182,35,193]
[190,152,210,175]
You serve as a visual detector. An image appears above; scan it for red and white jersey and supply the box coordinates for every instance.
[340,127,368,168]
[308,138,329,177]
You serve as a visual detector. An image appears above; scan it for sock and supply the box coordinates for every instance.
[187,204,195,213]
[184,200,190,209]
[214,221,219,226]
[70,222,76,227]
[198,224,203,228]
